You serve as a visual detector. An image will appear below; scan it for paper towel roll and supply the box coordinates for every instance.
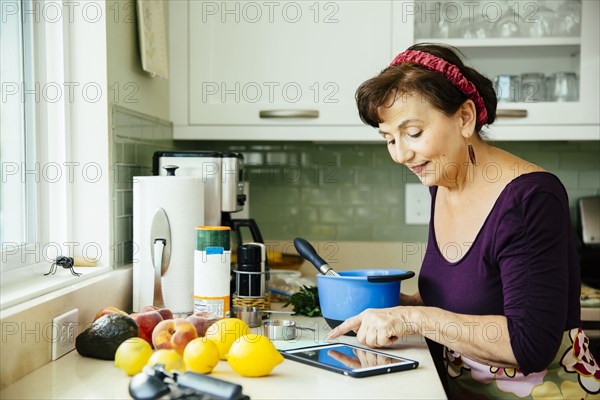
[133,176,204,314]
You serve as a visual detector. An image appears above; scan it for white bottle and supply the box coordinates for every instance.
[194,226,231,318]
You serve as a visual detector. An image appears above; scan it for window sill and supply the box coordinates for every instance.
[0,263,112,313]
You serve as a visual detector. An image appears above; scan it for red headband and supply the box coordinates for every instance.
[389,50,488,127]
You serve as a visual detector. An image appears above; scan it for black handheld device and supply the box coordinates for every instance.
[282,343,419,378]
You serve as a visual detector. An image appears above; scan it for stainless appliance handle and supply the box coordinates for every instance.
[153,239,166,309]
[497,109,528,118]
[151,207,171,309]
[259,109,319,119]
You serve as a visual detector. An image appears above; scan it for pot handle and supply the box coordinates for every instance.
[367,270,415,283]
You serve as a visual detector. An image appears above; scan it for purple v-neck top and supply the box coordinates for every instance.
[419,172,581,374]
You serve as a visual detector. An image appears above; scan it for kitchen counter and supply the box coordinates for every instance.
[0,313,447,399]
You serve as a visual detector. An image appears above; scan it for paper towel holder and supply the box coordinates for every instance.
[151,207,171,308]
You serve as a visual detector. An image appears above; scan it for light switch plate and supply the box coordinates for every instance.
[405,183,431,225]
[51,308,78,361]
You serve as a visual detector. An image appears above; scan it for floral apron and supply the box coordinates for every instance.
[444,328,600,399]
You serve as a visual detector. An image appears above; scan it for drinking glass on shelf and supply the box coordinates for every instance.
[547,72,579,102]
[493,2,521,38]
[554,0,582,37]
[459,3,491,39]
[520,0,556,38]
[494,75,520,102]
[428,2,451,39]
[521,73,546,103]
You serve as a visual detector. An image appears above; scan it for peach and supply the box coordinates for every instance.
[152,318,198,355]
[130,310,163,346]
[93,307,128,321]
[186,313,220,337]
[140,305,174,320]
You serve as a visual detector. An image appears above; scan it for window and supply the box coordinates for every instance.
[1,0,39,272]
[1,0,111,309]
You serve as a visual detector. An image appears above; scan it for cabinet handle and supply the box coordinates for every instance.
[497,109,528,118]
[259,109,319,119]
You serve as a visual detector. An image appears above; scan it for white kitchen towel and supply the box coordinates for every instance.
[133,176,204,313]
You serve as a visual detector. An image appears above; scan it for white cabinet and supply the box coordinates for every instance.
[393,0,599,141]
[170,0,599,141]
[170,0,397,141]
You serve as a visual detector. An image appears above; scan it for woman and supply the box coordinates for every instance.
[328,44,599,399]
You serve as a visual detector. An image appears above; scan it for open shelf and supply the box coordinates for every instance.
[415,37,581,48]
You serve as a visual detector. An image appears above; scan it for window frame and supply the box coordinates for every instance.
[1,0,111,308]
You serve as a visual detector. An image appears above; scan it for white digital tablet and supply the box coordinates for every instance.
[282,343,419,378]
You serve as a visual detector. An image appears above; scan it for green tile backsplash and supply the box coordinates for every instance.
[111,106,174,267]
[176,140,600,243]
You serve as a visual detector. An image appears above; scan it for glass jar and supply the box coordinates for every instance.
[494,75,520,102]
[554,1,582,37]
[547,72,579,102]
[521,73,546,103]
[520,1,556,38]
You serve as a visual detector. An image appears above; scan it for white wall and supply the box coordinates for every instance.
[106,0,170,121]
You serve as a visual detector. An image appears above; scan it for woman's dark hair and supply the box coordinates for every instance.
[356,43,497,134]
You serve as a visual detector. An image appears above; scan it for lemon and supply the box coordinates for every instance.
[114,338,153,376]
[205,318,250,360]
[183,337,220,374]
[227,334,284,377]
[146,349,185,372]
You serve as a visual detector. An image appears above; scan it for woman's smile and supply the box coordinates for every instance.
[409,161,429,174]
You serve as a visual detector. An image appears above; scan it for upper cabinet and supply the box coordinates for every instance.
[170,0,599,141]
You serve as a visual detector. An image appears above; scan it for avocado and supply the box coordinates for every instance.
[76,313,138,360]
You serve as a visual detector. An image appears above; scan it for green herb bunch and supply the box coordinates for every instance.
[283,285,322,317]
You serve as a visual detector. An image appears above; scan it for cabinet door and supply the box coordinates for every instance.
[188,1,392,128]
[399,0,599,140]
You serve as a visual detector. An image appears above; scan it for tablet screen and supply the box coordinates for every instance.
[286,344,415,373]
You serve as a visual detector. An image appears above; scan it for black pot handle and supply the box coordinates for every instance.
[230,219,264,246]
[367,270,415,283]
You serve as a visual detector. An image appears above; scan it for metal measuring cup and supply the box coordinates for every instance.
[231,306,295,328]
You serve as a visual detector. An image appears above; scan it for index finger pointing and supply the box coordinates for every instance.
[326,316,362,339]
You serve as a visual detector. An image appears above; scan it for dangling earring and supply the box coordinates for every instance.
[468,142,477,165]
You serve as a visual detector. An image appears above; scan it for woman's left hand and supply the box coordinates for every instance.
[327,307,418,348]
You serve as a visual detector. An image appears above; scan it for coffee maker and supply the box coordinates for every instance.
[577,195,600,288]
[153,150,265,246]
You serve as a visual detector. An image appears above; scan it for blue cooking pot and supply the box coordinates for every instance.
[317,269,415,331]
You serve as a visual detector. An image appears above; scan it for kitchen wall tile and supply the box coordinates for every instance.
[559,152,600,170]
[374,188,403,206]
[111,105,173,267]
[518,151,560,171]
[324,166,355,187]
[340,148,372,167]
[299,223,336,240]
[300,148,340,168]
[254,187,301,205]
[337,224,373,241]
[301,187,338,205]
[579,171,600,189]
[356,168,391,187]
[553,170,580,190]
[355,206,389,223]
[174,140,599,243]
[287,206,319,223]
[319,207,354,224]
[338,187,372,205]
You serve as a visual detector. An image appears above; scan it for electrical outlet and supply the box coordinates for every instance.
[405,183,431,225]
[51,308,78,361]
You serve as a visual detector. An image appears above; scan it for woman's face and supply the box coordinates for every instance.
[377,93,466,187]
